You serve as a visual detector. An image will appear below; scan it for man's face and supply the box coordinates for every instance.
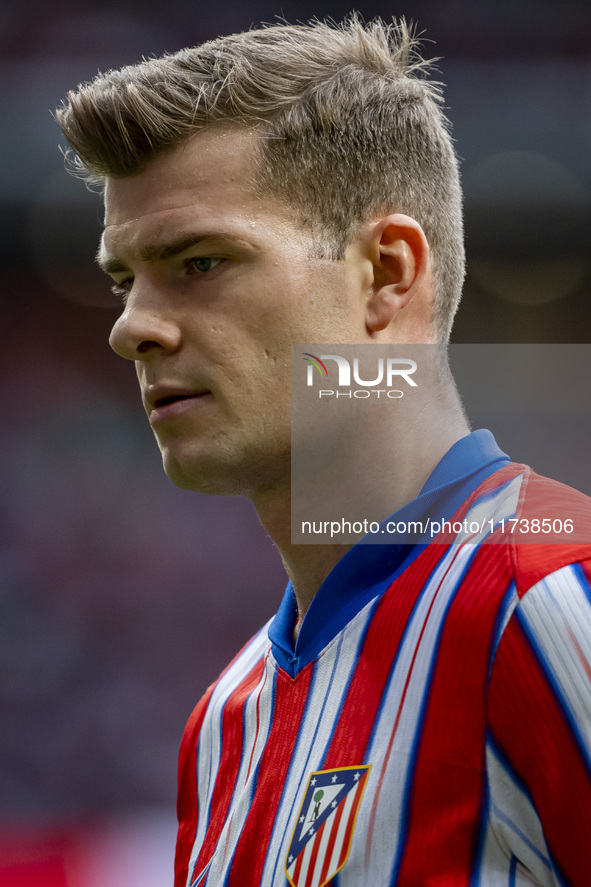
[102,128,371,499]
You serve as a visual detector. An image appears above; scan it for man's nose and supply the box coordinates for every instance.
[109,289,181,360]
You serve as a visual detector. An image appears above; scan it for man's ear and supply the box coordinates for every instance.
[364,214,430,333]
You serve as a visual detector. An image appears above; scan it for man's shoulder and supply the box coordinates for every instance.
[516,464,591,519]
[473,462,591,596]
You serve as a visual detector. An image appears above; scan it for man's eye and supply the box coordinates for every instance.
[187,257,222,274]
[111,278,133,300]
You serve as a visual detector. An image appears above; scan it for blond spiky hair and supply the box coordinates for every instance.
[56,16,464,339]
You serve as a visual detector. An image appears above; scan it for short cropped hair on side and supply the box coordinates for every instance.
[56,16,465,341]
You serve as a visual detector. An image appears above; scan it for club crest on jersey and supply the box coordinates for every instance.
[285,765,371,887]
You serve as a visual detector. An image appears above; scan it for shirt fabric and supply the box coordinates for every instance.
[174,430,591,887]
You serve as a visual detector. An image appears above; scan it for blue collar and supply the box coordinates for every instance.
[269,429,510,677]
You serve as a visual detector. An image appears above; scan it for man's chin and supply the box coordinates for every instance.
[162,457,238,496]
[158,437,291,498]
[160,449,263,497]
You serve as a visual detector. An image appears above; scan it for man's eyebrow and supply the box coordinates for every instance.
[96,233,228,274]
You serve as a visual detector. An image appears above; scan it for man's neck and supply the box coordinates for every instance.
[252,378,470,638]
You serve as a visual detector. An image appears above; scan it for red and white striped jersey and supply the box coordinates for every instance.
[175,432,591,886]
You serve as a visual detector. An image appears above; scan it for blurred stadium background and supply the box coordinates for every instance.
[1,0,590,883]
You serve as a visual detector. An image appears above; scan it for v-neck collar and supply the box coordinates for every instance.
[269,429,510,677]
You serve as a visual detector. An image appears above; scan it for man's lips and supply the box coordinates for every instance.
[145,385,211,425]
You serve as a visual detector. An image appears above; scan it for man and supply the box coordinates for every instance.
[56,16,591,886]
